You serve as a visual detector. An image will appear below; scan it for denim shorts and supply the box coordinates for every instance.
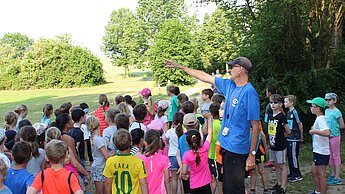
[169,156,179,170]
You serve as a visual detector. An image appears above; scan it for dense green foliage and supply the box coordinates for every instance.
[0,34,105,90]
[148,19,200,85]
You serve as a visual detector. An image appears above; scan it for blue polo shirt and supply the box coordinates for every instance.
[215,77,260,154]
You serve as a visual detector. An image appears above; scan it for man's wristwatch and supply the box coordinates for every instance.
[250,150,256,156]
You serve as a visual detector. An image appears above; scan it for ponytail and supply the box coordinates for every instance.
[86,116,100,146]
[19,126,40,158]
[186,130,202,166]
[144,130,164,156]
[172,112,184,138]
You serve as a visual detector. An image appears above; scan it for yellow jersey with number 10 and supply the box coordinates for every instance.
[103,154,147,194]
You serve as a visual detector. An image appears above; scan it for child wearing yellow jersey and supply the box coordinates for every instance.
[103,129,148,194]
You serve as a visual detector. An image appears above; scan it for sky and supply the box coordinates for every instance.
[0,0,217,57]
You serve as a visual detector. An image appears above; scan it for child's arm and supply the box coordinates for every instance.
[100,146,110,160]
[260,130,268,153]
[69,147,91,182]
[164,169,170,194]
[205,113,213,143]
[298,122,304,142]
[176,149,182,174]
[338,116,345,129]
[104,177,112,194]
[139,178,149,194]
[284,123,291,136]
[180,163,189,180]
[26,187,38,194]
[310,129,330,137]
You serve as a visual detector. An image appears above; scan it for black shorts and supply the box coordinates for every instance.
[313,152,330,166]
[255,148,266,164]
[190,184,211,194]
[208,158,218,177]
[216,162,223,182]
[182,178,191,193]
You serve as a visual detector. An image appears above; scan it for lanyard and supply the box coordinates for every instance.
[226,84,247,121]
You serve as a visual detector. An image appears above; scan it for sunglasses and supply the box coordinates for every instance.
[269,101,280,104]
[230,64,241,69]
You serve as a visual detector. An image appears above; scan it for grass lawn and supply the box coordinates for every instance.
[0,58,195,122]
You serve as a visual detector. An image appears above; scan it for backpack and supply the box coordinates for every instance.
[41,170,74,194]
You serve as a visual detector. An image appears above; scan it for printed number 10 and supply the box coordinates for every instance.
[114,171,132,194]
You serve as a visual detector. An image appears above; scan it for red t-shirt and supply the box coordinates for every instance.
[94,105,109,135]
[31,168,81,194]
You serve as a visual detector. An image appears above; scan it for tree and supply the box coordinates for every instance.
[136,0,187,55]
[0,32,33,58]
[195,8,241,73]
[147,18,201,85]
[102,8,144,77]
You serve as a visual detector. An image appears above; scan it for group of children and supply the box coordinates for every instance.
[0,85,344,194]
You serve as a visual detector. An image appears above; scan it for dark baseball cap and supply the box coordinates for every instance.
[226,57,253,72]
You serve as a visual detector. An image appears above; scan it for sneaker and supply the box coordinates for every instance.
[263,190,271,194]
[266,161,273,167]
[327,175,335,181]
[249,189,256,194]
[289,176,303,182]
[269,183,281,191]
[328,177,343,185]
[273,188,286,194]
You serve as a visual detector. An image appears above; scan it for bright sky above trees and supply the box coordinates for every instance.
[0,0,216,56]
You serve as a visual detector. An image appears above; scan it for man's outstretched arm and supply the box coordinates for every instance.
[165,60,215,85]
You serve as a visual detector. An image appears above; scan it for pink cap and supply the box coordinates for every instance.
[139,88,151,97]
[147,119,164,130]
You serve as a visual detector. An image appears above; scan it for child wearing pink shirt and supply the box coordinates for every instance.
[139,129,171,194]
[181,114,213,194]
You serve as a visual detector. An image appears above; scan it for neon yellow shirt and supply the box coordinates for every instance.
[208,119,222,159]
[103,154,147,194]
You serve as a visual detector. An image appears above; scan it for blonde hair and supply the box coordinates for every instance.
[14,104,28,116]
[191,98,199,113]
[285,95,297,106]
[86,116,100,146]
[3,111,18,130]
[117,102,131,116]
[45,140,68,164]
[45,127,61,143]
[0,159,8,176]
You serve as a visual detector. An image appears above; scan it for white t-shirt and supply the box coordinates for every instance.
[154,115,168,124]
[129,122,147,133]
[312,115,330,155]
[165,128,179,156]
[102,126,117,143]
[81,124,90,140]
[0,152,10,167]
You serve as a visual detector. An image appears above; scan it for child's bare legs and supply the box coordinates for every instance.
[312,164,321,192]
[250,169,257,191]
[217,181,223,194]
[94,181,105,194]
[275,163,287,190]
[180,178,184,194]
[318,165,327,194]
[171,170,178,194]
[257,163,269,190]
[210,176,217,194]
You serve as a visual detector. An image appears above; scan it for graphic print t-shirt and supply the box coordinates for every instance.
[268,112,288,151]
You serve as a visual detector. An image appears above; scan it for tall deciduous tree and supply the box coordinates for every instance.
[102,8,145,77]
[147,18,200,85]
[196,8,241,73]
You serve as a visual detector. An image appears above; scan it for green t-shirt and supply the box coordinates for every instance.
[208,119,222,160]
[325,108,342,137]
[168,95,179,122]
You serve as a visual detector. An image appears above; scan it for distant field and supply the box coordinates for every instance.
[0,58,198,122]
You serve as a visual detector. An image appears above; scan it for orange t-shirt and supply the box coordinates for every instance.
[31,168,81,194]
